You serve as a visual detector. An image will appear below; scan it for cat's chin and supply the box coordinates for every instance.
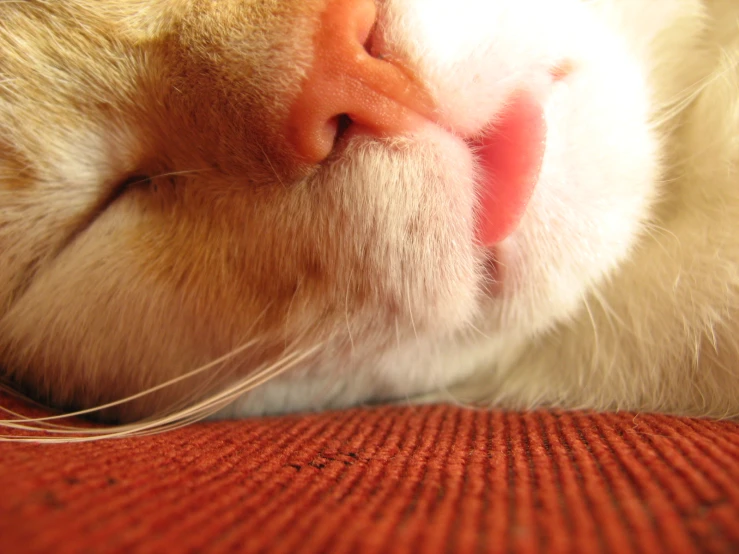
[479,249,505,296]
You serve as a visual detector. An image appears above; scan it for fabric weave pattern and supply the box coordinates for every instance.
[1,395,737,553]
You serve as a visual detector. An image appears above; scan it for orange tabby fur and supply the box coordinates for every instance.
[0,0,737,432]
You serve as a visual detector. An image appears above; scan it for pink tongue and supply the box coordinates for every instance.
[469,92,546,246]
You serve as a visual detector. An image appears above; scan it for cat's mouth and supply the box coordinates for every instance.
[289,0,553,252]
[466,91,547,247]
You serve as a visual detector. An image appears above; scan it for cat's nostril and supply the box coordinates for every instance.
[286,0,436,165]
[335,114,353,143]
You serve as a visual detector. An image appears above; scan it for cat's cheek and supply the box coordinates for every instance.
[379,0,584,135]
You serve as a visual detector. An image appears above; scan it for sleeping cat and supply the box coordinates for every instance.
[0,0,737,430]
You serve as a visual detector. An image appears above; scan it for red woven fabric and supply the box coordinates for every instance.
[1,394,738,553]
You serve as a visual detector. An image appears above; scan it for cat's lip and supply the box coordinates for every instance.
[465,90,547,247]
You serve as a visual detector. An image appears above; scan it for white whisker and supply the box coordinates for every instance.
[0,338,263,427]
[0,343,323,442]
[345,266,355,353]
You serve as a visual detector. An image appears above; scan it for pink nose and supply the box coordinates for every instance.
[287,0,436,164]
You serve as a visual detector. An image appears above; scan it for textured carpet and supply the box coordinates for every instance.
[1,394,738,553]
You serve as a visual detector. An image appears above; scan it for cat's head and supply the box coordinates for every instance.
[0,0,659,420]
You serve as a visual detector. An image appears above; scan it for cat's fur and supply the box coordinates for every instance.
[0,0,737,428]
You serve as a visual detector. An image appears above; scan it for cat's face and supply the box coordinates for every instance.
[0,0,659,419]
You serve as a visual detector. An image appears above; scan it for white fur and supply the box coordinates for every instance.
[0,0,737,430]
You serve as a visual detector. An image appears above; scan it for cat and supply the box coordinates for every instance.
[0,0,737,430]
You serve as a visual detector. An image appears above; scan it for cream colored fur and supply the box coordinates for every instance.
[0,0,737,436]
